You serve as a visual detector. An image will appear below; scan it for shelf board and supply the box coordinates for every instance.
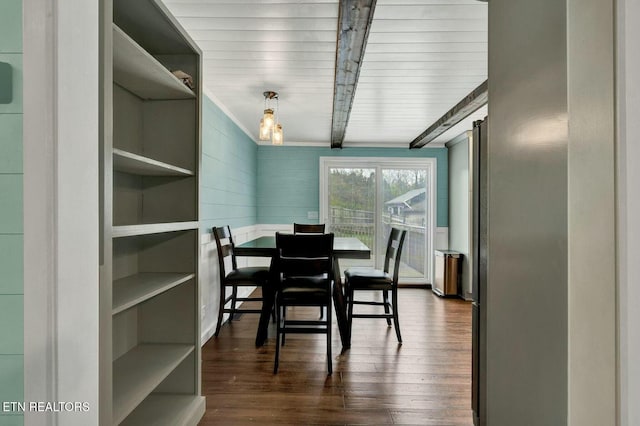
[113,149,194,176]
[112,272,195,315]
[120,394,205,426]
[112,222,198,238]
[113,24,195,100]
[113,344,194,425]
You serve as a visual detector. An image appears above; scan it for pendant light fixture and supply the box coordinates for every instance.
[272,123,284,145]
[259,91,283,145]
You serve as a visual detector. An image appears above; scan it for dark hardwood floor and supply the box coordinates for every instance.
[199,288,473,425]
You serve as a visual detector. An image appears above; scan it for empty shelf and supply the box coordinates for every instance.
[112,272,195,315]
[113,149,194,176]
[120,394,205,426]
[113,24,195,100]
[112,222,198,238]
[113,344,194,425]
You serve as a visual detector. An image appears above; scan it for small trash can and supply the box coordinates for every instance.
[433,250,462,297]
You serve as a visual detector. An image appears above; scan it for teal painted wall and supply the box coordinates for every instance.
[200,96,258,232]
[257,146,448,227]
[0,0,24,424]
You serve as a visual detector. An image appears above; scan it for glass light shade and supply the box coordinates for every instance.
[272,123,283,145]
[259,118,271,140]
[262,108,275,131]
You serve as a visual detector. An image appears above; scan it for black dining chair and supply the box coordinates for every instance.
[293,222,326,318]
[212,226,271,337]
[274,232,335,374]
[344,228,407,344]
[293,223,325,234]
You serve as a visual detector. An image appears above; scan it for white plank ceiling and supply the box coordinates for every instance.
[163,0,487,147]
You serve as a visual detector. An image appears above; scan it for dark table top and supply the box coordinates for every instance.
[235,235,370,259]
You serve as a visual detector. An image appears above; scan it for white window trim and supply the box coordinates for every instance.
[319,156,437,284]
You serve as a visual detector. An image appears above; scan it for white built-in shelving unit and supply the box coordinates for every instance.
[100,0,204,424]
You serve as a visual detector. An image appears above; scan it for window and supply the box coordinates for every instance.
[320,157,437,284]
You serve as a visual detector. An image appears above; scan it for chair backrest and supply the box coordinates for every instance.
[212,226,237,278]
[293,223,326,234]
[276,232,334,284]
[383,228,407,284]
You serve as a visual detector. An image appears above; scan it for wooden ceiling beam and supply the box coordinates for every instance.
[409,79,488,149]
[331,0,377,149]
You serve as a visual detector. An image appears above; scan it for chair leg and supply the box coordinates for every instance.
[383,290,392,326]
[326,301,332,375]
[319,306,324,319]
[229,287,238,321]
[214,285,227,337]
[347,287,354,339]
[274,301,281,374]
[281,307,286,346]
[392,288,402,343]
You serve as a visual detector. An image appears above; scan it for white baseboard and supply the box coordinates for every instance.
[201,323,216,346]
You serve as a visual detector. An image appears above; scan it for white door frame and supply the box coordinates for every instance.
[319,157,437,284]
[617,0,640,423]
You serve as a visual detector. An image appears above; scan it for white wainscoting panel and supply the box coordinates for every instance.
[435,227,449,251]
[199,234,218,345]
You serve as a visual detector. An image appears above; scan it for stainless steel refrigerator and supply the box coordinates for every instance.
[471,118,488,426]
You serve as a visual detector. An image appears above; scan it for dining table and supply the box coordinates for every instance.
[235,235,371,349]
